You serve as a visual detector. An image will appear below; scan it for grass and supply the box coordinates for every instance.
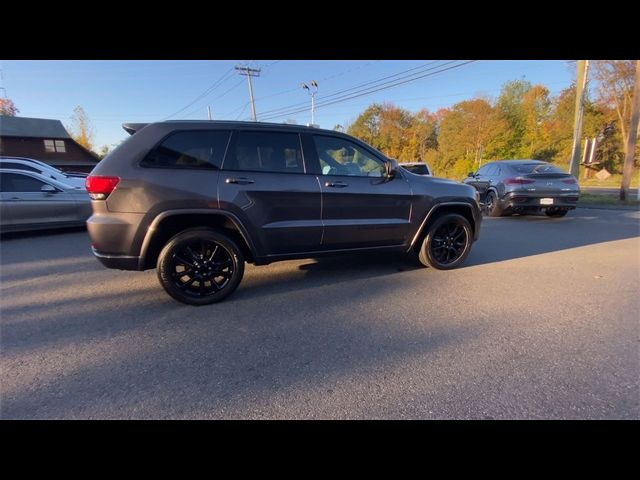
[579,173,639,189]
[578,192,640,208]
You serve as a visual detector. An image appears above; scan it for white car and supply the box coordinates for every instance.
[400,162,433,176]
[0,156,88,189]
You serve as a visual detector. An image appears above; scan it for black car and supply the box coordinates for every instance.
[86,121,482,305]
[463,160,580,217]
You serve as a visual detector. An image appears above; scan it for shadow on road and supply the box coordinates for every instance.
[466,209,639,267]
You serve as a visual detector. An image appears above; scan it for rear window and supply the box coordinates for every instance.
[511,163,564,174]
[141,130,230,169]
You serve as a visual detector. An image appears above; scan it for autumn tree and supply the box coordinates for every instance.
[437,98,509,178]
[0,98,19,116]
[67,106,95,151]
[591,60,638,170]
[495,79,532,157]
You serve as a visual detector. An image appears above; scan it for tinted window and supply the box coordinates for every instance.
[511,163,564,174]
[0,162,40,173]
[314,135,385,177]
[224,131,304,174]
[0,173,47,192]
[141,130,230,169]
[477,164,492,175]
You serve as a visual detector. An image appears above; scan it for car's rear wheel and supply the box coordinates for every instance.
[157,228,244,305]
[545,207,569,218]
[484,191,503,217]
[418,213,473,270]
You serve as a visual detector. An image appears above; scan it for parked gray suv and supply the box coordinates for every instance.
[86,121,482,305]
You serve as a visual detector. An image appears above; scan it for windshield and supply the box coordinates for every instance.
[511,163,564,174]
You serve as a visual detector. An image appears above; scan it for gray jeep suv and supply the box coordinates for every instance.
[86,121,481,305]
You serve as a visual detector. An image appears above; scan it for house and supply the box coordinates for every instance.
[0,115,100,173]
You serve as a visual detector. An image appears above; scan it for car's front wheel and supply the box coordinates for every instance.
[418,213,473,270]
[157,228,245,305]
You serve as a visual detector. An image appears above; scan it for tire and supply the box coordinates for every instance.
[157,228,245,305]
[418,213,473,270]
[484,190,503,217]
[545,207,569,218]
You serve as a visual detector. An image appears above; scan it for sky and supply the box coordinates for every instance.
[1,60,576,150]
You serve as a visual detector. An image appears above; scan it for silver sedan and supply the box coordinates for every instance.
[0,169,92,233]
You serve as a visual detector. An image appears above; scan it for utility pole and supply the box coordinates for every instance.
[620,60,640,201]
[301,80,318,126]
[568,60,589,178]
[235,65,261,121]
[207,106,212,120]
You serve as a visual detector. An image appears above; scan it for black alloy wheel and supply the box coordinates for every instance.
[157,229,244,305]
[418,213,473,269]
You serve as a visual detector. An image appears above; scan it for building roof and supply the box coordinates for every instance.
[0,116,71,139]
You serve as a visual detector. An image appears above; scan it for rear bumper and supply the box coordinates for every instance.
[92,247,141,271]
[500,192,580,210]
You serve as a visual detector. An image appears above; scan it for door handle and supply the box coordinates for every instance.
[225,177,255,185]
[325,181,348,188]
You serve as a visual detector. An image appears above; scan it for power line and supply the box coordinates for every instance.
[257,60,445,118]
[235,65,261,121]
[259,61,477,121]
[254,60,444,120]
[163,64,236,120]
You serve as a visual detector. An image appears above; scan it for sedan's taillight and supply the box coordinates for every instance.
[562,178,578,184]
[85,175,120,200]
[504,177,536,185]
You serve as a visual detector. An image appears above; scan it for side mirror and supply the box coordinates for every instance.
[468,172,476,178]
[41,184,58,193]
[386,159,399,179]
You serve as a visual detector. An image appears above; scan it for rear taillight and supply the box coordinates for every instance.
[562,178,578,184]
[85,175,120,200]
[504,177,536,185]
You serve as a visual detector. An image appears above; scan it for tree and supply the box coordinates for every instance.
[437,98,509,178]
[495,79,532,157]
[66,106,95,151]
[0,98,19,116]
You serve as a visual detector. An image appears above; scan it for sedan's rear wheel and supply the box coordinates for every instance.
[157,228,244,305]
[418,213,473,270]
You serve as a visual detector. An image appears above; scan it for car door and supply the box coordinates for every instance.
[0,172,79,229]
[218,129,322,255]
[471,164,494,199]
[309,133,412,249]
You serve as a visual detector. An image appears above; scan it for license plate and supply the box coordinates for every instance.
[540,198,554,205]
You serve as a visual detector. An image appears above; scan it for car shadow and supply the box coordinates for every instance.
[465,209,640,267]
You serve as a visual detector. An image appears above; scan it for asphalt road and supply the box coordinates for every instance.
[1,208,639,419]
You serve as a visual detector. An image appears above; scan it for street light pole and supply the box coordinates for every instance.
[302,80,318,126]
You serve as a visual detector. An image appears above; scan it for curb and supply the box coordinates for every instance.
[577,204,640,211]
